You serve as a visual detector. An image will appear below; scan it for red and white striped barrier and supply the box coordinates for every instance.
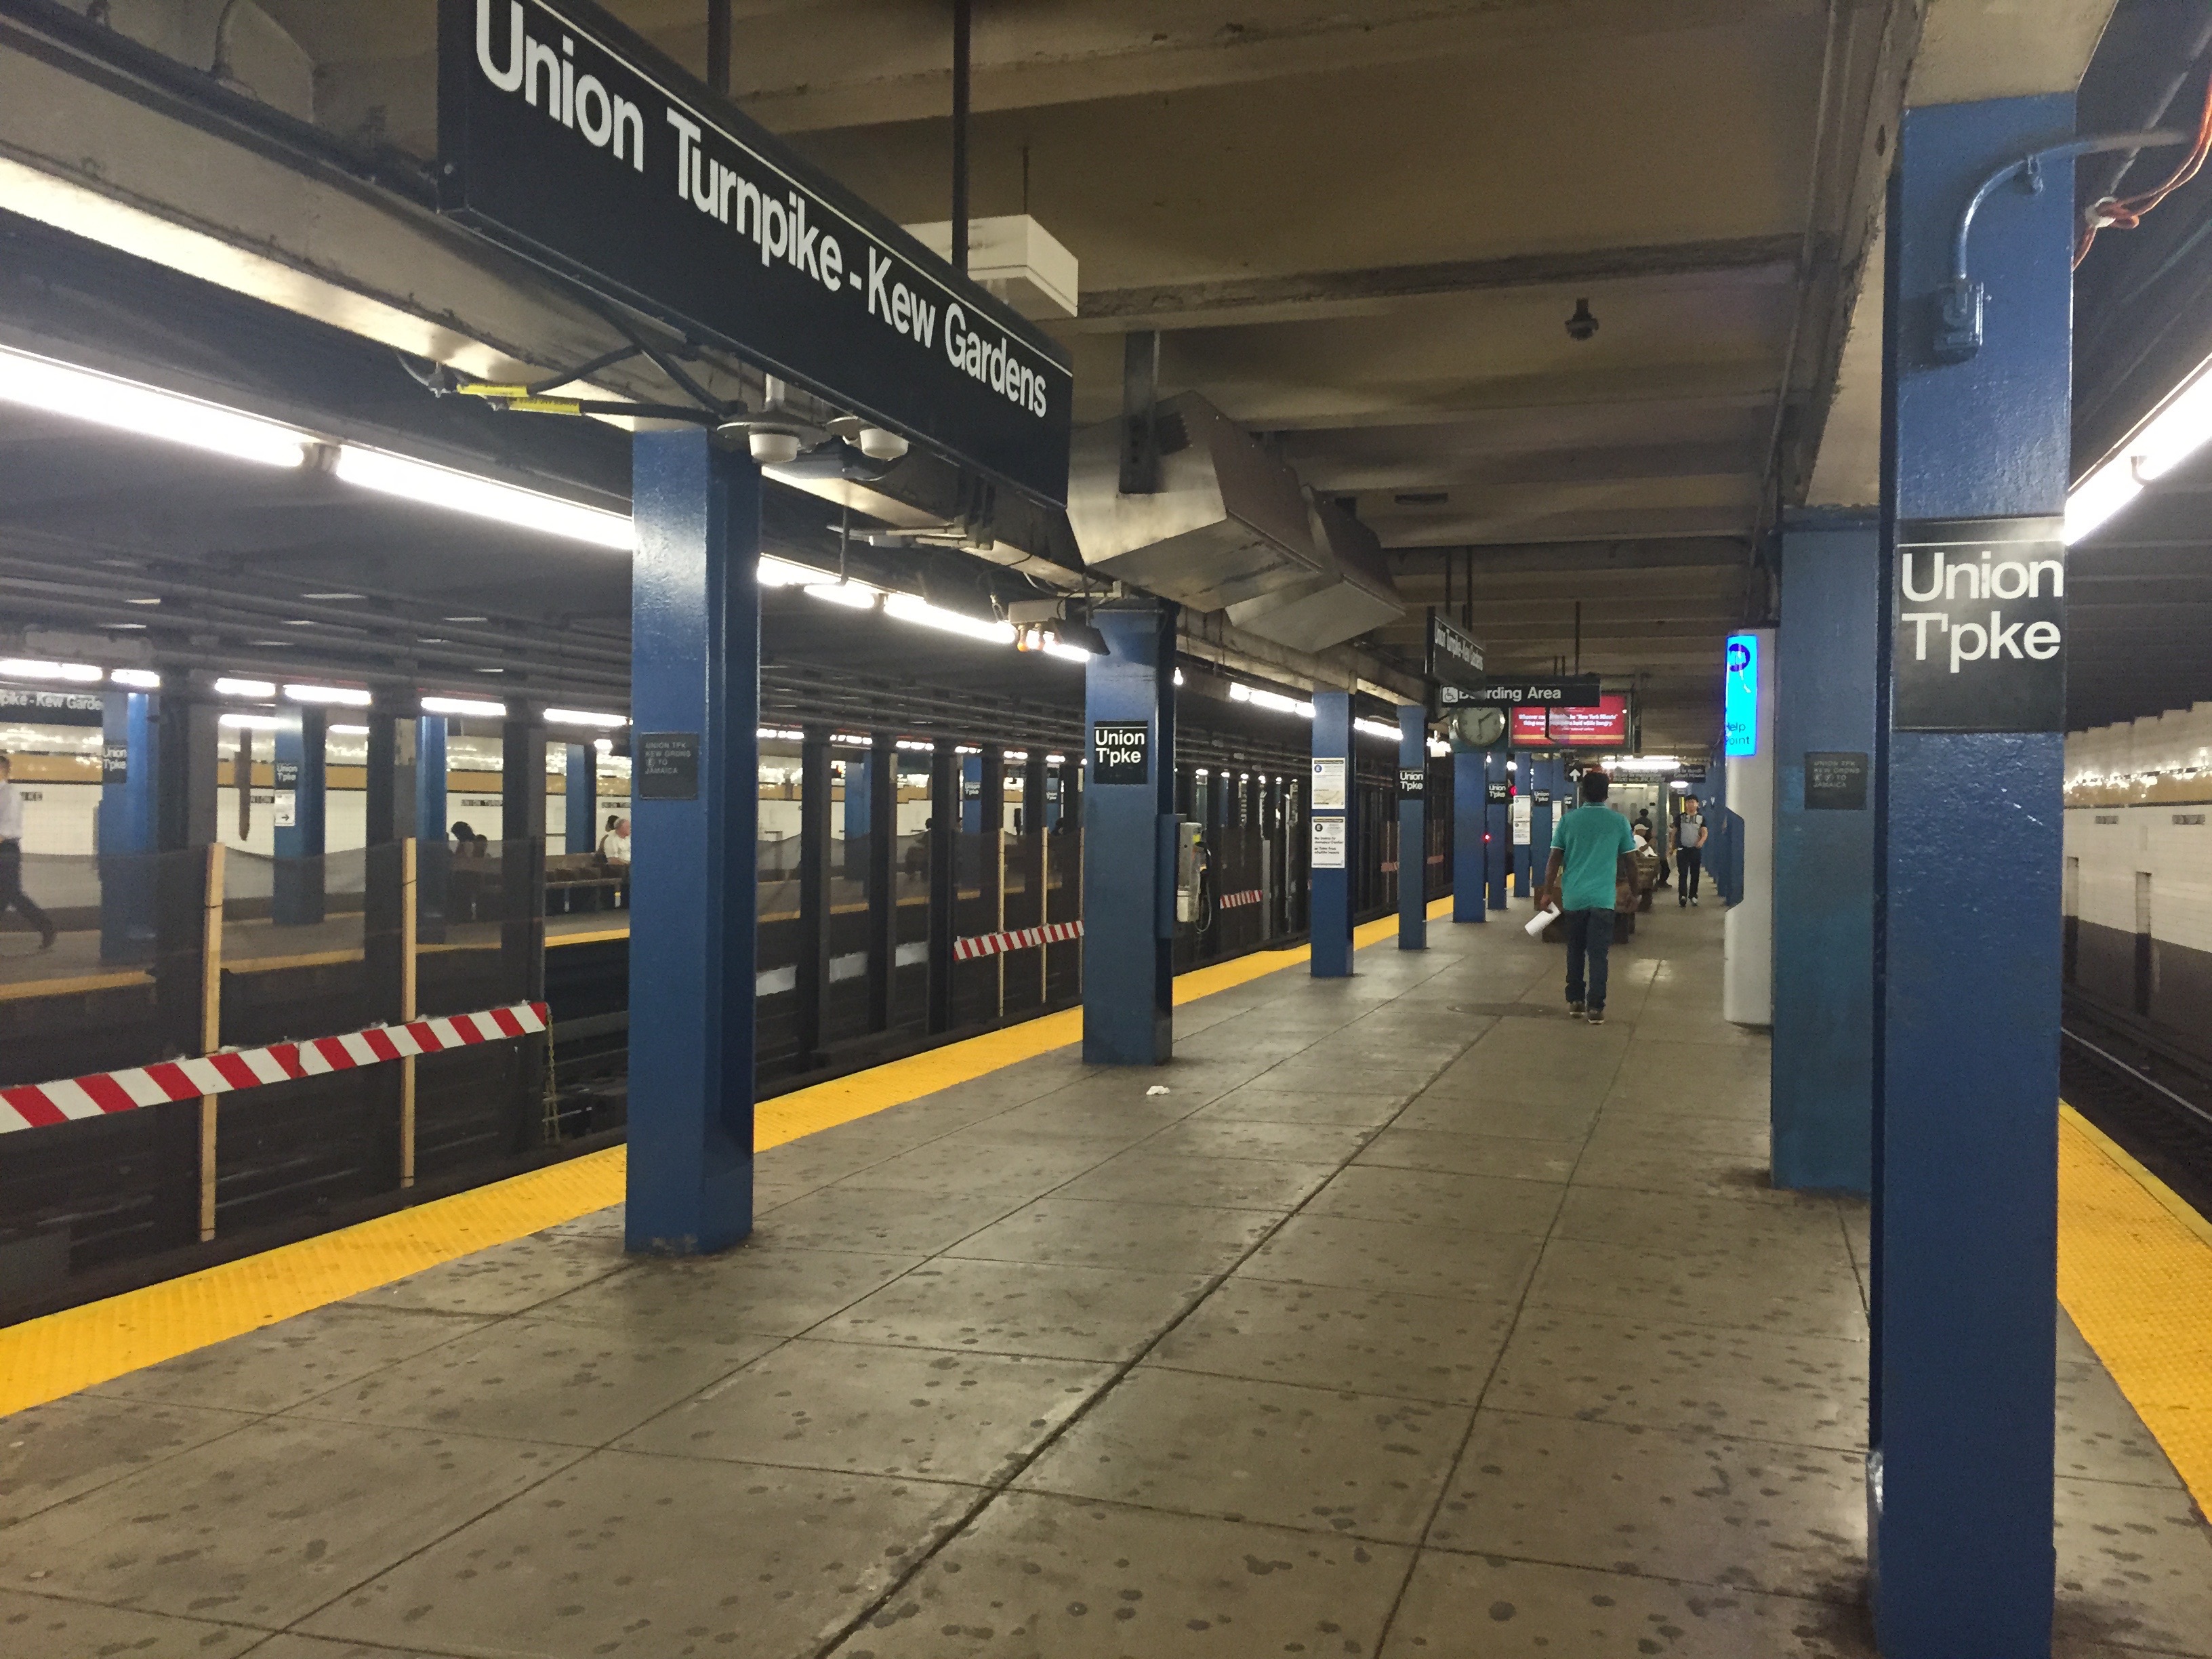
[953,920,1083,962]
[1217,888,1265,910]
[0,1002,550,1134]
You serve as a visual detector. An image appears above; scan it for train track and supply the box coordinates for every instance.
[2060,995,2212,1225]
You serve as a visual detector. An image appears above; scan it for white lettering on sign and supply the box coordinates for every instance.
[1893,518,2064,733]
[472,0,1055,428]
[1311,757,1347,812]
[1311,815,1347,869]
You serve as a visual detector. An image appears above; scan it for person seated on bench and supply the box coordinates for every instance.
[597,815,630,867]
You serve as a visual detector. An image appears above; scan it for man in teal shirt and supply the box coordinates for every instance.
[1538,767,1637,1024]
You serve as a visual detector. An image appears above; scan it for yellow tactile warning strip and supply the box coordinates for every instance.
[2057,1102,2212,1514]
[0,898,1452,1416]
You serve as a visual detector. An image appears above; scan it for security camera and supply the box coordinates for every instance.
[856,426,909,462]
[1565,298,1598,343]
[748,430,802,466]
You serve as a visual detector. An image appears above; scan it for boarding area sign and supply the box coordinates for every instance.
[1892,516,2065,732]
[441,0,1073,504]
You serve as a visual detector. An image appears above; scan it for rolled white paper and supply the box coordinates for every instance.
[1523,904,1561,938]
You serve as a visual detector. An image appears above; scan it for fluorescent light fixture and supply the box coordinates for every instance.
[0,343,310,469]
[2066,352,2212,545]
[955,744,982,755]
[896,739,933,752]
[333,445,635,551]
[1353,717,1400,741]
[805,581,879,609]
[882,592,1017,644]
[1004,750,1028,761]
[1231,682,1317,719]
[422,695,506,717]
[110,668,161,689]
[1046,753,1066,764]
[329,723,371,735]
[830,733,873,746]
[758,726,804,741]
[2064,460,2143,546]
[1042,640,1094,663]
[545,708,628,728]
[1612,755,1681,773]
[759,555,827,587]
[0,657,103,682]
[1427,737,1450,756]
[218,712,279,730]
[1670,779,1692,791]
[214,677,276,699]
[594,737,613,754]
[285,683,372,707]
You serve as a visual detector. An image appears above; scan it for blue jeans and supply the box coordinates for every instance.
[1563,907,1614,1012]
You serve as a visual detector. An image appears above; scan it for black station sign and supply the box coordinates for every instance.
[0,686,103,727]
[1893,516,2064,733]
[1486,780,1511,804]
[1804,751,1868,811]
[1091,722,1149,785]
[635,731,701,800]
[439,0,1072,505]
[1533,789,1551,805]
[1425,613,1486,690]
[1397,767,1427,798]
[1445,676,1602,709]
[101,742,129,784]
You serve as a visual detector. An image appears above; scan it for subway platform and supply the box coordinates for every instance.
[2,905,2208,1659]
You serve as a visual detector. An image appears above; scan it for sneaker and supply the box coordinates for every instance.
[1566,1000,1585,1015]
[1586,1010,1606,1025]
[1690,897,1699,907]
[37,926,56,952]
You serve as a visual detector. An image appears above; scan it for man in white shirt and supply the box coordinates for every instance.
[1677,796,1706,907]
[0,755,58,950]
[598,815,631,865]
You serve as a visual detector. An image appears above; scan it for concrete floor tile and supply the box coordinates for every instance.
[970,1097,1189,1143]
[824,1490,1410,1659]
[1378,1550,1879,1658]
[0,1394,252,1526]
[1238,1214,1543,1301]
[0,1589,267,1658]
[620,1339,1111,1483]
[1052,1150,1336,1212]
[286,1317,771,1446]
[5,1416,580,1627]
[300,1452,973,1659]
[2054,1474,2212,1656]
[752,1184,1025,1255]
[234,1639,455,1659]
[1192,1087,1411,1126]
[1551,1184,1849,1255]
[1353,1126,1582,1183]
[92,1305,490,1414]
[1305,1164,1565,1235]
[1145,1278,1514,1404]
[2057,1359,2189,1489]
[528,1246,921,1339]
[825,1134,1127,1202]
[1431,1410,1864,1602]
[1526,1237,1868,1342]
[1571,1114,1784,1197]
[811,1256,1209,1361]
[948,1197,1275,1275]
[1486,1309,1868,1450]
[1393,1093,1601,1141]
[1139,1118,1380,1164]
[1019,1368,1469,1542]
[344,1230,632,1317]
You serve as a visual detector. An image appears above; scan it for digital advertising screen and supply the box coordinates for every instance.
[1511,693,1631,748]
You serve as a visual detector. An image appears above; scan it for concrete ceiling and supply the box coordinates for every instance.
[11,0,2131,752]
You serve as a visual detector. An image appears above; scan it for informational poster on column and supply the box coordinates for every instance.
[1311,757,1347,811]
[1311,815,1347,868]
[1513,796,1532,844]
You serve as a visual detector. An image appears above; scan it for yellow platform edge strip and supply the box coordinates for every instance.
[2056,1101,2212,1515]
[0,898,1452,1416]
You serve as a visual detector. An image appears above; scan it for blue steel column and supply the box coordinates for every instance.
[272,704,326,926]
[1774,509,1877,1195]
[1510,754,1530,897]
[415,715,449,944]
[1082,602,1176,1062]
[1529,754,1557,888]
[1870,96,2071,1654]
[565,741,596,857]
[1484,749,1509,911]
[98,690,157,964]
[1452,739,1485,922]
[1309,690,1353,975]
[1397,703,1427,949]
[627,430,758,1254]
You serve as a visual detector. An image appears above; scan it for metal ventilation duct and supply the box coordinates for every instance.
[1065,392,1324,613]
[1226,491,1404,652]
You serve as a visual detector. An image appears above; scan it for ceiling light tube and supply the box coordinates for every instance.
[1042,641,1094,663]
[882,592,1016,644]
[110,668,161,689]
[0,658,104,683]
[544,708,629,728]
[333,445,635,551]
[329,723,371,735]
[422,695,507,718]
[1353,717,1401,741]
[218,712,280,730]
[806,581,880,609]
[0,344,310,468]
[284,683,373,707]
[213,676,276,698]
[759,555,827,587]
